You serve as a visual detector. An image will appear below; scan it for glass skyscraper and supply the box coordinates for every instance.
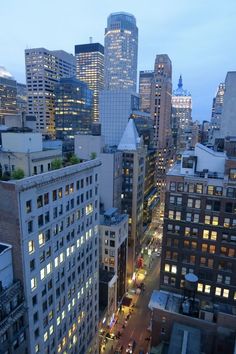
[0,67,17,123]
[104,12,138,92]
[75,43,104,123]
[139,70,154,113]
[54,77,93,139]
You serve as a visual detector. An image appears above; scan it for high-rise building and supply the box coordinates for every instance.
[211,82,225,130]
[151,54,173,199]
[25,48,76,135]
[75,43,104,124]
[0,159,101,354]
[100,90,139,146]
[172,75,192,152]
[219,72,236,138]
[118,119,146,275]
[139,70,154,113]
[160,143,236,305]
[54,77,93,139]
[0,67,17,123]
[16,82,27,113]
[104,12,138,92]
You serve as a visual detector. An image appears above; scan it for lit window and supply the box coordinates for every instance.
[176,211,181,220]
[234,292,236,300]
[217,274,223,283]
[215,287,221,296]
[40,268,46,280]
[38,233,45,247]
[204,215,211,225]
[44,331,48,342]
[205,285,211,294]
[28,240,35,254]
[35,344,39,353]
[168,211,174,219]
[203,230,209,239]
[171,265,177,274]
[31,277,37,291]
[164,264,170,272]
[224,218,230,227]
[49,325,54,335]
[211,231,217,241]
[197,283,203,292]
[223,289,229,298]
[212,216,219,226]
[54,257,59,268]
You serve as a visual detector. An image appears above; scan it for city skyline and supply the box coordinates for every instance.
[1,0,236,121]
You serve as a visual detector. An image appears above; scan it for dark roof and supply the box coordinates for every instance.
[75,43,104,55]
[99,268,115,284]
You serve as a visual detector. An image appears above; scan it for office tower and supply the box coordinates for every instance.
[75,43,104,124]
[17,82,27,113]
[160,143,236,305]
[139,70,154,113]
[100,90,140,146]
[219,72,236,138]
[0,243,28,354]
[118,119,146,275]
[0,67,17,123]
[100,208,128,306]
[211,82,225,130]
[25,48,76,135]
[54,77,93,139]
[104,12,138,92]
[0,130,62,177]
[172,75,192,152]
[151,54,173,199]
[0,159,100,354]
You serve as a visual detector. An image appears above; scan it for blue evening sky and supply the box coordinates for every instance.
[1,0,236,121]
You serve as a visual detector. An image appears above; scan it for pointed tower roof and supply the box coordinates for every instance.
[178,75,183,89]
[173,74,191,96]
[118,119,141,151]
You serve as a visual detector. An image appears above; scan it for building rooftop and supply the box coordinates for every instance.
[99,268,116,284]
[168,323,201,354]
[101,208,128,226]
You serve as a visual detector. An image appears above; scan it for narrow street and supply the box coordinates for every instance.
[102,255,161,354]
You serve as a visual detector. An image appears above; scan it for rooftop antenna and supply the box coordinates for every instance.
[89,37,93,44]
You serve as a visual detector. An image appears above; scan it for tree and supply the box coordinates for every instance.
[51,158,62,170]
[11,168,25,180]
[69,154,80,165]
[90,152,97,160]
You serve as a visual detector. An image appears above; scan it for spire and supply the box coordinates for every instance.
[118,119,141,151]
[178,75,183,89]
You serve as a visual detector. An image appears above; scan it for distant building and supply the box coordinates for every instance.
[160,143,236,305]
[218,72,236,138]
[0,243,27,354]
[16,82,27,113]
[172,75,192,153]
[75,43,104,123]
[100,90,139,146]
[151,54,173,200]
[54,77,93,139]
[0,130,62,177]
[139,70,154,113]
[118,119,146,275]
[0,159,101,354]
[0,67,17,123]
[25,48,76,135]
[104,12,138,92]
[211,82,225,130]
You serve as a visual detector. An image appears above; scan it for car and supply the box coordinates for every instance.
[105,332,115,340]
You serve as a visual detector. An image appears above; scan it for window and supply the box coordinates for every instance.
[224,218,230,227]
[31,277,37,291]
[28,240,35,254]
[53,190,57,201]
[37,195,43,208]
[229,169,236,180]
[187,199,193,208]
[215,287,221,296]
[212,216,219,226]
[205,284,211,294]
[204,215,211,224]
[44,193,49,205]
[176,211,181,220]
[195,200,201,208]
[26,200,32,213]
[188,183,194,193]
[164,264,170,272]
[171,265,177,274]
[209,245,216,254]
[207,185,214,195]
[197,283,203,292]
[196,184,203,194]
[170,182,176,191]
[223,289,229,298]
[217,274,223,283]
[203,230,209,239]
[39,233,45,247]
[28,221,33,234]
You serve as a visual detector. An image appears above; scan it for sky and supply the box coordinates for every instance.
[1,0,236,121]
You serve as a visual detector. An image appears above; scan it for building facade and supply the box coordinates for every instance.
[139,70,154,113]
[100,208,128,304]
[0,160,101,354]
[104,12,138,92]
[0,243,28,354]
[160,143,236,305]
[75,43,104,124]
[54,77,93,139]
[25,48,75,135]
[172,75,192,153]
[219,72,236,138]
[211,83,225,131]
[0,67,17,123]
[118,119,146,275]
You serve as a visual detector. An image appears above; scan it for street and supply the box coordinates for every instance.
[102,254,161,354]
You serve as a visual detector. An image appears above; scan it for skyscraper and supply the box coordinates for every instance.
[211,82,225,130]
[25,48,76,135]
[104,12,138,92]
[0,67,17,123]
[172,75,192,152]
[54,77,93,139]
[139,70,154,113]
[219,72,236,139]
[75,43,104,123]
[151,54,173,199]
